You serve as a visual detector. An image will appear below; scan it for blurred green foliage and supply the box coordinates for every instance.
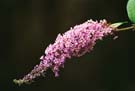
[127,0,135,23]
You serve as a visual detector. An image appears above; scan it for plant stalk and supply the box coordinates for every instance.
[115,24,135,31]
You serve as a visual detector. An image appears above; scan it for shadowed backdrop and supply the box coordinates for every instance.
[0,0,133,91]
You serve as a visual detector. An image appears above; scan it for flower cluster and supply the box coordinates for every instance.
[14,19,113,85]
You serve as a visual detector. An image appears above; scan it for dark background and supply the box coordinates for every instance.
[0,0,133,91]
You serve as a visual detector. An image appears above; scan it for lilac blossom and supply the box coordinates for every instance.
[14,19,114,85]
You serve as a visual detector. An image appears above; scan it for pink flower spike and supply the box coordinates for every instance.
[14,19,114,85]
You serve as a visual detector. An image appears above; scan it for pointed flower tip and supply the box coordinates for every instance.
[13,79,24,86]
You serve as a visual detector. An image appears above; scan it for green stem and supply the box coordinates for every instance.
[115,24,135,31]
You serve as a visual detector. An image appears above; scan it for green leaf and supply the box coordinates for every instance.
[110,21,128,28]
[127,0,135,23]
